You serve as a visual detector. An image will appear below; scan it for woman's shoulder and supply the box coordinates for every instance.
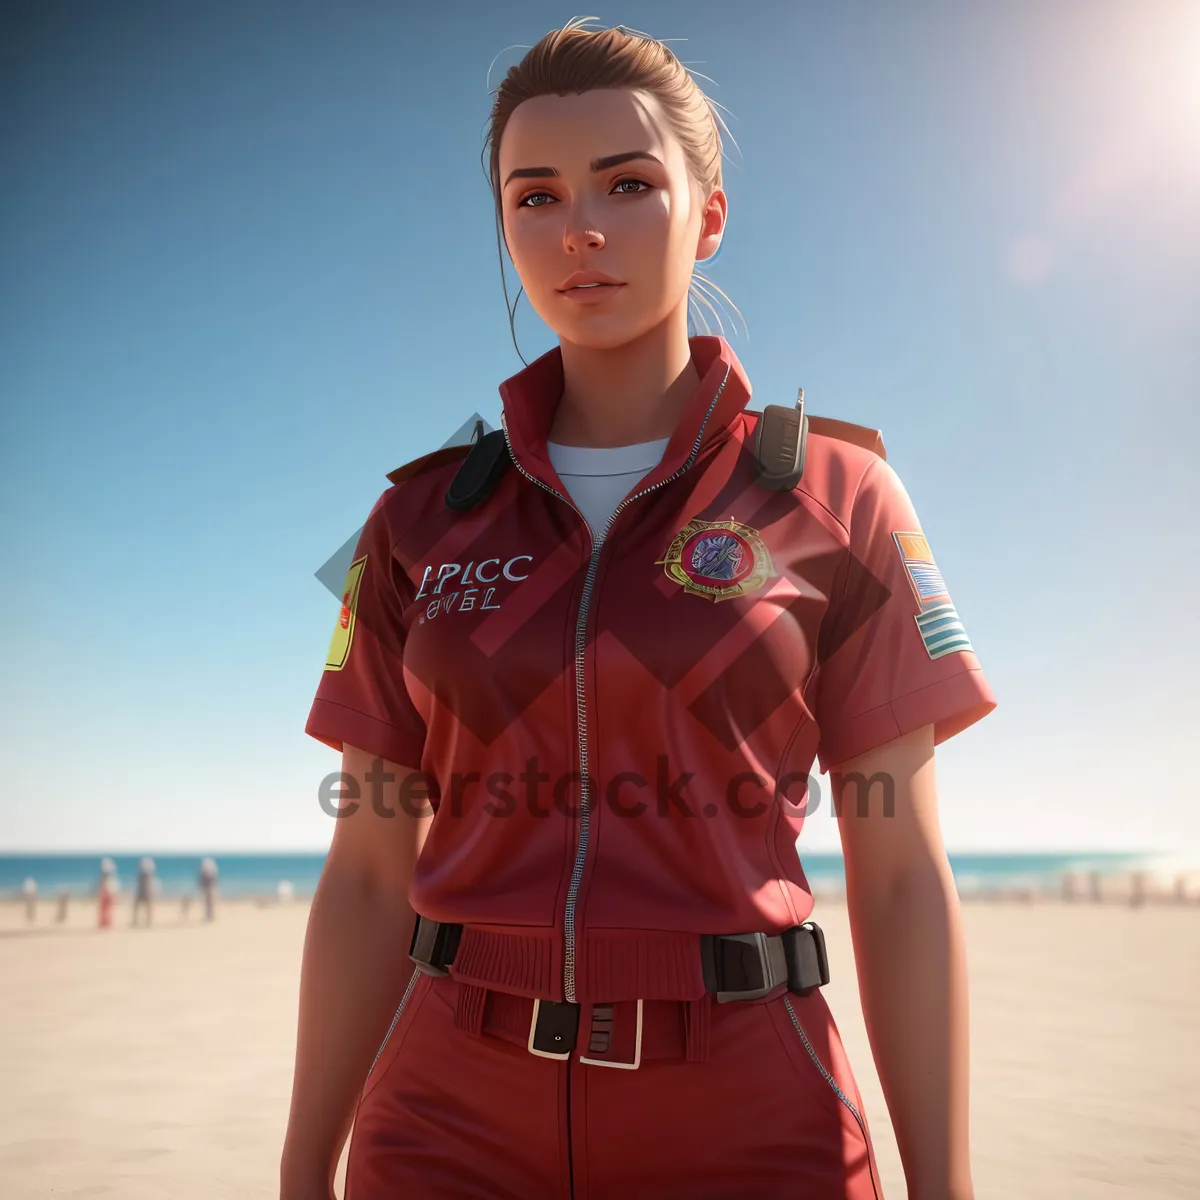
[384,443,473,488]
[789,413,892,530]
[805,415,886,463]
[350,443,475,546]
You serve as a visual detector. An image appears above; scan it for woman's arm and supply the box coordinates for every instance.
[279,743,433,1200]
[832,723,974,1200]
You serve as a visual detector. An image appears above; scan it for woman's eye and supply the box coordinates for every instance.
[517,179,651,208]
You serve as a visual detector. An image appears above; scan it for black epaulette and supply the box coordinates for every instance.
[444,419,512,513]
[442,389,880,513]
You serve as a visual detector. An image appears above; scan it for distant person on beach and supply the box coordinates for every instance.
[22,877,37,923]
[198,856,218,921]
[132,856,156,927]
[97,858,117,929]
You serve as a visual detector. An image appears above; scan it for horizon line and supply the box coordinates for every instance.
[0,846,1178,858]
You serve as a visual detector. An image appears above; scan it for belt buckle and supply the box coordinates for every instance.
[713,932,788,1004]
[527,998,578,1060]
[578,999,643,1070]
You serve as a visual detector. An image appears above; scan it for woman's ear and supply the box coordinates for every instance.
[696,187,728,262]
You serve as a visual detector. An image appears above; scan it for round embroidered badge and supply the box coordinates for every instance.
[656,518,774,602]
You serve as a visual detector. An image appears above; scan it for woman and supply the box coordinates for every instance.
[281,18,994,1200]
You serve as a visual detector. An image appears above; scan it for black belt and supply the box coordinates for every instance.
[409,916,830,1004]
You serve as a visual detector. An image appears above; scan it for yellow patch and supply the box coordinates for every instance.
[325,556,367,671]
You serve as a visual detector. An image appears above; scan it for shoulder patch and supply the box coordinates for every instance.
[806,416,887,460]
[325,555,367,671]
[893,531,974,660]
[385,443,471,487]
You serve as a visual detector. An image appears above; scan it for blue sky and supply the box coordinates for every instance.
[3,1,1197,854]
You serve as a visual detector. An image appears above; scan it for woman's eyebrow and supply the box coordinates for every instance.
[503,150,663,188]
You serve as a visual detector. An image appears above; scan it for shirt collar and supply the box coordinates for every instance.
[498,335,752,497]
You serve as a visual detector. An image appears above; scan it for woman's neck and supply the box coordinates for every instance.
[549,308,699,448]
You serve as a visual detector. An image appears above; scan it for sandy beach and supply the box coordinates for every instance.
[1,894,1197,1199]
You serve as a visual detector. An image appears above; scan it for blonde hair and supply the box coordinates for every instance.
[482,16,744,361]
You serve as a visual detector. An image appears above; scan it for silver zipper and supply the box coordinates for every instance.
[366,966,421,1077]
[500,368,731,1003]
[782,995,882,1200]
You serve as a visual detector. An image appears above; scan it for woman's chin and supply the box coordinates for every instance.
[549,313,664,352]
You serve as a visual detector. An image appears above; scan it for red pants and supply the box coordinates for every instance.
[347,969,883,1198]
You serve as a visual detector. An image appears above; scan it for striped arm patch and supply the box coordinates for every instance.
[914,602,973,660]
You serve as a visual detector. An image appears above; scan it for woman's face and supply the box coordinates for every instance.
[498,87,726,350]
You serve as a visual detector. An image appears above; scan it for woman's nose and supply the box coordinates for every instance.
[563,222,605,253]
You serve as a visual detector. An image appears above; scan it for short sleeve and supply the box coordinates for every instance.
[304,489,427,767]
[815,457,996,772]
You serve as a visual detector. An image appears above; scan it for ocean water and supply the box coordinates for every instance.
[0,850,1167,900]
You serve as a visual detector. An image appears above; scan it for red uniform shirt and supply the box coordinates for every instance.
[306,336,995,1004]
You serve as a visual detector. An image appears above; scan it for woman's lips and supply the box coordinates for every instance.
[559,283,625,303]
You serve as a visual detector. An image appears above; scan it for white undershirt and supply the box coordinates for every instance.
[546,436,671,540]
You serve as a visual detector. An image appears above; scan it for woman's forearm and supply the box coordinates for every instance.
[846,857,973,1199]
[279,868,419,1195]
